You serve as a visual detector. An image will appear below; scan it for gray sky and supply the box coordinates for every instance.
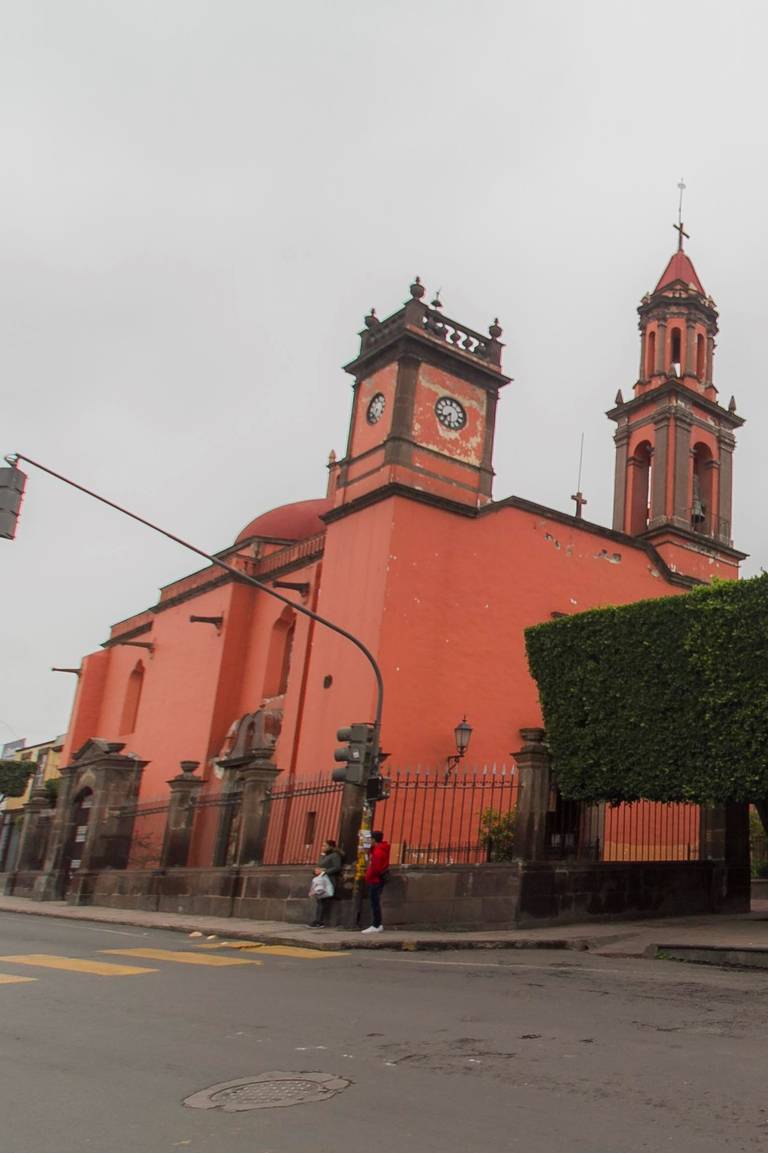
[3,1,767,745]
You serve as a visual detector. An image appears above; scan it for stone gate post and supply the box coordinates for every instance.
[512,727,553,861]
[235,751,280,865]
[160,761,202,868]
[14,787,52,873]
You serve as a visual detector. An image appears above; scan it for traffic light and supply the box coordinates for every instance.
[366,774,389,803]
[332,722,375,785]
[0,466,27,541]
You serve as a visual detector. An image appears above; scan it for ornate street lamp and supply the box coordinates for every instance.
[446,716,473,775]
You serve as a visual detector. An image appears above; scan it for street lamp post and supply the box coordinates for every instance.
[1,452,384,775]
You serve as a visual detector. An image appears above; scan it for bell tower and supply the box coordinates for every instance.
[607,225,746,579]
[334,278,511,510]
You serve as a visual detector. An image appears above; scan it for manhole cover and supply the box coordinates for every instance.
[183,1072,351,1112]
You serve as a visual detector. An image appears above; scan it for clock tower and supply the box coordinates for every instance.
[334,278,511,511]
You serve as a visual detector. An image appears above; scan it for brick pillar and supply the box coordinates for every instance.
[160,761,202,869]
[15,788,52,872]
[512,727,553,861]
[235,751,280,866]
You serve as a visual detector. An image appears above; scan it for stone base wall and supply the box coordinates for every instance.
[517,860,749,925]
[2,858,748,928]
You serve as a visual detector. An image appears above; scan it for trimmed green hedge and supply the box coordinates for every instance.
[0,760,34,799]
[525,574,768,804]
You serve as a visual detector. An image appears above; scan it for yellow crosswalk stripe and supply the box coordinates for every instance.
[0,954,156,976]
[101,948,261,967]
[0,973,37,985]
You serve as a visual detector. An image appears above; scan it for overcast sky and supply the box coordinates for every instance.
[3,0,767,746]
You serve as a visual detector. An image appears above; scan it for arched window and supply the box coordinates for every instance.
[646,330,656,377]
[696,333,706,379]
[120,661,145,734]
[691,443,714,534]
[670,327,682,370]
[263,607,296,698]
[629,441,653,534]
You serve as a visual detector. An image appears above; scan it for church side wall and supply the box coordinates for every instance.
[291,500,394,778]
[372,496,692,767]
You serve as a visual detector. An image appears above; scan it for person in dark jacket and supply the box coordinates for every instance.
[309,839,343,927]
[362,830,390,933]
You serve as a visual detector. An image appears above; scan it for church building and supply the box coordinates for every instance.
[50,233,745,875]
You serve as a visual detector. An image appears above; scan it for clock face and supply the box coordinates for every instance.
[366,393,386,424]
[435,395,467,431]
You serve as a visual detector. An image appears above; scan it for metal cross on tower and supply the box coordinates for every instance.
[673,178,690,251]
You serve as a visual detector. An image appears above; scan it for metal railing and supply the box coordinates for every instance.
[545,796,703,862]
[262,775,345,866]
[377,765,519,865]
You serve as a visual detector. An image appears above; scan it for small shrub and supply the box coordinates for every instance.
[479,808,517,862]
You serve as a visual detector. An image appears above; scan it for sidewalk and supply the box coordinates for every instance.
[0,894,767,963]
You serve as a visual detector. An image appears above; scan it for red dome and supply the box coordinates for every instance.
[235,498,332,545]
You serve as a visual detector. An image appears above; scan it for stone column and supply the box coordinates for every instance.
[721,802,750,912]
[15,788,52,872]
[717,431,735,543]
[705,334,715,387]
[638,328,646,381]
[36,765,79,900]
[612,425,630,531]
[235,751,280,866]
[685,321,696,379]
[512,727,553,861]
[650,409,670,525]
[699,805,726,859]
[671,409,693,526]
[655,320,667,374]
[160,761,202,869]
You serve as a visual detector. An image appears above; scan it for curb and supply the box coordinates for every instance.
[0,902,603,953]
[653,943,768,970]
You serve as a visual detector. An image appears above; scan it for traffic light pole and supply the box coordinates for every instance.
[4,452,384,770]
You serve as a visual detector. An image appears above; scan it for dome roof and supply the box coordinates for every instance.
[235,498,332,545]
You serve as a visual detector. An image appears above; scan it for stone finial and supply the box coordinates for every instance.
[430,291,443,310]
[728,395,737,413]
[409,276,425,300]
[328,449,337,465]
[364,307,380,329]
[489,318,502,340]
[615,389,624,405]
[179,760,200,776]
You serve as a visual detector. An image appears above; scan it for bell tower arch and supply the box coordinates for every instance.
[608,228,746,579]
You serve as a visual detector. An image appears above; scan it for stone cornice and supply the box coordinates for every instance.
[344,327,511,394]
[607,379,745,429]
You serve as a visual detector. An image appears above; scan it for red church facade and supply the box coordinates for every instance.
[61,243,743,786]
[16,236,746,916]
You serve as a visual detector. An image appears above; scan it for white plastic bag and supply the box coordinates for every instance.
[309,873,334,899]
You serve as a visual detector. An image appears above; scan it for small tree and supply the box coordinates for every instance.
[480,808,517,862]
[0,760,34,800]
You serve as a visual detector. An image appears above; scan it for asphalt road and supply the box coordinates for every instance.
[1,912,768,1153]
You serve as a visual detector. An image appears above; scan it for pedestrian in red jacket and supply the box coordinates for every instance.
[362,830,390,934]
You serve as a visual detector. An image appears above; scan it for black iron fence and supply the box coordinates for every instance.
[545,793,704,862]
[377,765,519,865]
[262,774,345,866]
